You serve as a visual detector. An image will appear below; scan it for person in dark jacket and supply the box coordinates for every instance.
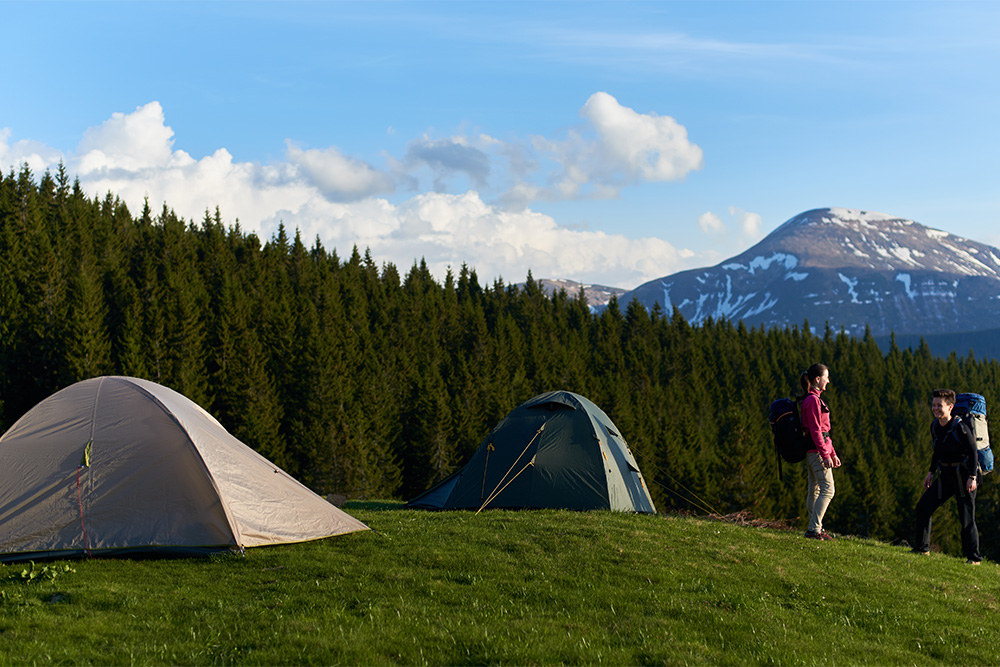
[913,388,982,564]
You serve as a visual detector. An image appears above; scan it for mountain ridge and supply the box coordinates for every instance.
[620,207,1000,337]
[515,278,627,309]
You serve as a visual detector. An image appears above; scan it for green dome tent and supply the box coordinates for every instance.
[407,390,656,513]
[0,376,368,562]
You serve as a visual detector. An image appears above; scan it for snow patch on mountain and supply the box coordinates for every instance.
[823,208,909,228]
[744,294,779,317]
[918,280,958,299]
[659,287,672,310]
[751,253,797,273]
[876,245,922,266]
[722,252,798,275]
[896,273,917,300]
[944,246,995,275]
[839,273,861,304]
[695,277,760,321]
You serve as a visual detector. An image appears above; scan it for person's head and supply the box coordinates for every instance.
[800,363,830,394]
[931,388,956,421]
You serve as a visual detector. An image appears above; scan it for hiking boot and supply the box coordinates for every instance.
[966,559,982,565]
[819,531,834,541]
[804,530,823,540]
[910,548,930,556]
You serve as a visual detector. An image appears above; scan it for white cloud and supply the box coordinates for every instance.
[260,190,691,287]
[286,142,395,202]
[581,91,704,182]
[0,128,63,175]
[730,206,764,239]
[7,99,710,288]
[508,92,703,204]
[59,104,396,228]
[77,102,181,172]
[384,192,690,287]
[698,211,724,235]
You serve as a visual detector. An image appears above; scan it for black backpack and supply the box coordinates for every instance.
[769,397,811,479]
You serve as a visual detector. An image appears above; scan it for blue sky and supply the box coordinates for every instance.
[3,1,998,289]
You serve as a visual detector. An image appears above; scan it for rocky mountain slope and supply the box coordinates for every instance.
[622,208,1000,337]
[519,278,627,309]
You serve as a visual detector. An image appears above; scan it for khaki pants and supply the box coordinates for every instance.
[805,452,835,534]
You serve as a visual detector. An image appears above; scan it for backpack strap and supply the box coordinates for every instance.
[950,415,972,440]
[931,416,970,441]
[949,417,977,481]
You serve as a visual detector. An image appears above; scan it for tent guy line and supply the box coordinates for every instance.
[476,422,546,514]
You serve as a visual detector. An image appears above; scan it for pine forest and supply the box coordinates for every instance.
[2,165,999,560]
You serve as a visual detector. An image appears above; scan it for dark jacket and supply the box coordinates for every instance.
[929,416,978,479]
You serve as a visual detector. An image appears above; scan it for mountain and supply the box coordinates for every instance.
[623,207,1000,337]
[519,278,627,309]
[875,327,1000,361]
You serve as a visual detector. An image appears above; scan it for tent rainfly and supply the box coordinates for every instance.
[0,376,368,562]
[407,390,656,513]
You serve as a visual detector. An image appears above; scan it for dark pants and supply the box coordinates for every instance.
[914,467,981,561]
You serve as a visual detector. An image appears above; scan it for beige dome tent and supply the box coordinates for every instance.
[0,376,367,561]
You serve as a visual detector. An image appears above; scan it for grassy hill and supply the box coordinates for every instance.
[1,502,997,666]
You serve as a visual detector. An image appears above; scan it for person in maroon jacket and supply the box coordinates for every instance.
[800,363,841,540]
[912,388,982,564]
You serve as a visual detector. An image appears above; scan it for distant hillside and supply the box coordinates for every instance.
[875,327,1000,361]
[519,277,627,309]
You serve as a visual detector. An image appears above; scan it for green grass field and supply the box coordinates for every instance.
[1,502,997,666]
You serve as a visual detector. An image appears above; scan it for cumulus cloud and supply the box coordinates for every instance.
[696,207,764,244]
[698,211,724,235]
[4,98,712,288]
[0,128,63,175]
[511,92,703,204]
[581,91,704,182]
[256,190,691,287]
[77,102,178,172]
[730,206,763,239]
[286,142,395,201]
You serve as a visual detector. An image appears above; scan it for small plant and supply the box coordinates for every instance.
[17,561,76,584]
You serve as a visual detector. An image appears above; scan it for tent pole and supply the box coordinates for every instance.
[480,442,494,503]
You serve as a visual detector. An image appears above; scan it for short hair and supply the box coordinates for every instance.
[932,388,956,405]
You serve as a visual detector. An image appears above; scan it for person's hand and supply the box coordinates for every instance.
[924,472,934,490]
[822,457,833,469]
[831,455,842,468]
[967,477,978,494]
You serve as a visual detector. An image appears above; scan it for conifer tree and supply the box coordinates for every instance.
[64,250,112,380]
